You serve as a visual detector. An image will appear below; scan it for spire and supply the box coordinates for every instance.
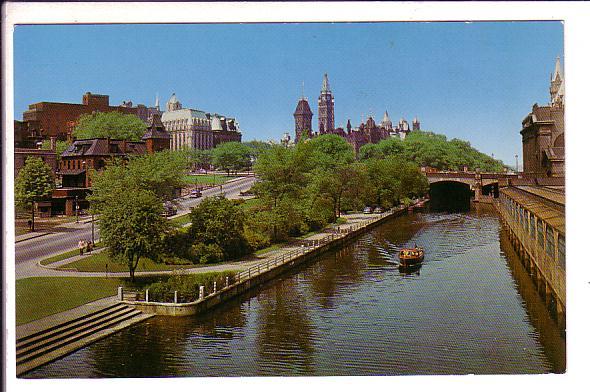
[321,73,331,93]
[302,81,305,100]
[552,56,562,82]
[382,110,391,123]
[155,93,160,110]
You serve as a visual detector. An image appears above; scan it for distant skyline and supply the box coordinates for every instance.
[13,22,563,165]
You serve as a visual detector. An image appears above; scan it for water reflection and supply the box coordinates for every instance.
[26,205,563,378]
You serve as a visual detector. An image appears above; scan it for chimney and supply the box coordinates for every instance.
[50,136,57,151]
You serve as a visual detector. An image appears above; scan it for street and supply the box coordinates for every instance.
[14,176,257,270]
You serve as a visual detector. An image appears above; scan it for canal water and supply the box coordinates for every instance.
[26,204,565,377]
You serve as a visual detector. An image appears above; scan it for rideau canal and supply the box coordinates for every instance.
[26,203,565,377]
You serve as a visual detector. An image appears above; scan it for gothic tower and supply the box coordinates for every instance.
[412,116,421,131]
[318,73,335,134]
[294,91,313,143]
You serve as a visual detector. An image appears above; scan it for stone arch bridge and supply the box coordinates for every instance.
[425,171,519,202]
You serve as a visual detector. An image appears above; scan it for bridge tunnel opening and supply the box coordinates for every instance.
[482,182,500,198]
[429,181,472,212]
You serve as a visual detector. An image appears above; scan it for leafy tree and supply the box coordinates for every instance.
[41,139,70,160]
[97,188,167,281]
[15,157,56,231]
[211,142,253,175]
[242,140,273,159]
[182,147,212,172]
[306,134,354,170]
[252,144,310,241]
[189,196,250,262]
[90,150,187,206]
[73,111,146,141]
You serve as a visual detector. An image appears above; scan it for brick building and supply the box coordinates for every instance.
[142,113,171,154]
[17,92,151,145]
[14,137,58,177]
[521,57,565,177]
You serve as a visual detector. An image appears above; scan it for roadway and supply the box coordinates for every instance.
[14,176,257,272]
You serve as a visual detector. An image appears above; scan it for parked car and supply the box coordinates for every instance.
[363,206,373,214]
[373,206,384,213]
[189,190,202,198]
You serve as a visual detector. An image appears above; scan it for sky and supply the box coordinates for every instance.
[13,22,563,165]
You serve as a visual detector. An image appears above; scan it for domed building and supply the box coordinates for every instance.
[161,93,241,151]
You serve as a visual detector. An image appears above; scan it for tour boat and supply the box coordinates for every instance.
[398,246,425,267]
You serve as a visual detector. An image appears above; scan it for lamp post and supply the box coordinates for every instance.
[75,195,79,223]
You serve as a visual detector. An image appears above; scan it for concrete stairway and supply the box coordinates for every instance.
[16,303,153,376]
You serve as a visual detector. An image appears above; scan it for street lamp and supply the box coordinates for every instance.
[75,195,79,223]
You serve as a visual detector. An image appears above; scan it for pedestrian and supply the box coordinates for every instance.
[86,240,93,254]
[27,220,32,231]
[78,240,85,256]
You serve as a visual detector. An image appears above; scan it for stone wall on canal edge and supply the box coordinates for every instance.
[495,187,565,331]
[120,201,426,317]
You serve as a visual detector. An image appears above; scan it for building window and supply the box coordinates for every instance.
[536,219,544,248]
[545,226,555,259]
[558,234,565,268]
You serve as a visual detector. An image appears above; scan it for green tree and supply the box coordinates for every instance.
[15,157,56,232]
[182,148,212,172]
[189,196,250,262]
[97,188,166,281]
[252,144,310,241]
[306,134,354,170]
[73,111,146,141]
[211,142,253,175]
[90,150,187,206]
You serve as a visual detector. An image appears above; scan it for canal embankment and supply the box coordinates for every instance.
[121,201,427,316]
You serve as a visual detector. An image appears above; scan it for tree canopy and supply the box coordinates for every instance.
[89,149,187,207]
[15,157,56,231]
[211,142,253,174]
[98,188,167,281]
[359,130,505,172]
[73,111,147,141]
[189,196,250,263]
[41,139,70,160]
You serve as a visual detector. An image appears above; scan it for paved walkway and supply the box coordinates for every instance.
[25,212,381,279]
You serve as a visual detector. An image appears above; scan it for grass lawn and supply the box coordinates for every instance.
[40,244,104,266]
[169,213,191,226]
[57,251,198,273]
[183,174,238,186]
[238,197,261,210]
[16,277,124,325]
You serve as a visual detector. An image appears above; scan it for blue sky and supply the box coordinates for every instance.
[13,22,563,165]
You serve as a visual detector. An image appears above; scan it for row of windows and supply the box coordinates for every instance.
[500,193,565,267]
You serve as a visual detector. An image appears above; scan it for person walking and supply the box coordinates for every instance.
[86,240,93,254]
[78,240,85,256]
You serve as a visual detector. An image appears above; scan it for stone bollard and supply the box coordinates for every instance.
[145,289,149,303]
[213,281,217,293]
[118,286,123,301]
[225,276,229,287]
[199,285,204,300]
[174,291,178,304]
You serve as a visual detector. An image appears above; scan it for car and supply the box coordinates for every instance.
[373,206,384,213]
[189,190,202,198]
[363,206,373,214]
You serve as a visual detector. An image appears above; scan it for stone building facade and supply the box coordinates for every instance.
[161,93,242,151]
[521,57,565,177]
[318,73,335,134]
[17,92,150,145]
[293,96,313,142]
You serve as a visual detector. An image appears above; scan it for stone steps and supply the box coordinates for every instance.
[16,303,154,377]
